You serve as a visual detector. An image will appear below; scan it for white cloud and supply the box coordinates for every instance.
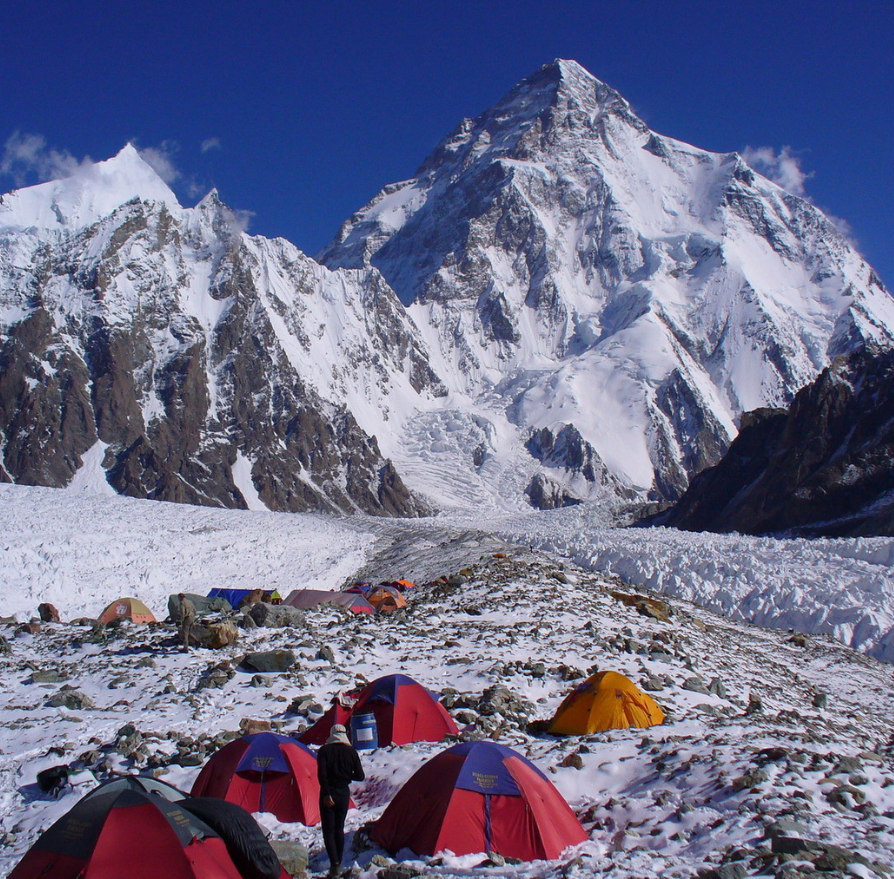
[137,140,182,185]
[201,137,222,153]
[740,146,859,246]
[232,208,255,233]
[741,145,811,197]
[1,131,91,186]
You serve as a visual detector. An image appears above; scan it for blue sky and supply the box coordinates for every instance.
[2,1,891,284]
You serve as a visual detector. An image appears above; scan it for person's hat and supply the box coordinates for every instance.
[331,723,347,735]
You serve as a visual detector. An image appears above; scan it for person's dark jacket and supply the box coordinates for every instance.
[317,741,364,799]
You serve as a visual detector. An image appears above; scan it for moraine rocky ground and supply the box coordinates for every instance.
[1,544,893,879]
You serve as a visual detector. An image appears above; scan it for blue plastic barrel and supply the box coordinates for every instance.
[350,711,378,750]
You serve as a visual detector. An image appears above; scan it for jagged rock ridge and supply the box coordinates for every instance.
[649,345,894,537]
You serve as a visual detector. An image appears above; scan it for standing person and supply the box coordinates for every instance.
[177,593,196,651]
[317,723,364,878]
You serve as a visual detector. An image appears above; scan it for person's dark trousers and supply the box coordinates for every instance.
[321,792,351,873]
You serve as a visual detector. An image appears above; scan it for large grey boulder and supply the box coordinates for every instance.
[241,650,297,673]
[269,840,308,877]
[46,687,95,710]
[247,602,304,628]
[168,593,232,621]
[190,621,239,649]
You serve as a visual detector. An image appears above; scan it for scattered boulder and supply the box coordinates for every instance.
[476,685,534,728]
[237,589,266,609]
[247,603,304,628]
[286,695,323,716]
[834,755,863,774]
[698,864,748,879]
[37,603,61,623]
[239,718,272,735]
[708,677,727,698]
[31,670,68,684]
[559,752,584,770]
[731,768,768,792]
[241,650,297,673]
[46,687,95,710]
[269,840,308,877]
[196,661,236,692]
[190,620,239,649]
[610,591,672,621]
[378,865,422,879]
[36,765,69,796]
[683,676,710,695]
[826,784,866,808]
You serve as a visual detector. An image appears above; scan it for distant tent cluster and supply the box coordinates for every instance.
[283,580,416,615]
[78,579,416,629]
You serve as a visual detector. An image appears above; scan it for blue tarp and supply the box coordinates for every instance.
[207,588,279,607]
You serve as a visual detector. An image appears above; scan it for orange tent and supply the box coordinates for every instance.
[548,671,664,734]
[98,597,157,625]
[366,586,407,613]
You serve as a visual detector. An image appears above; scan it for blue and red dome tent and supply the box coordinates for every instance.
[9,780,248,879]
[300,673,458,747]
[191,732,322,825]
[372,741,587,861]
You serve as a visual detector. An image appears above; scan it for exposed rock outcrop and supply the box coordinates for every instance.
[650,346,894,536]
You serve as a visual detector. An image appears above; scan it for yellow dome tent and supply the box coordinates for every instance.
[548,671,664,735]
[98,597,157,625]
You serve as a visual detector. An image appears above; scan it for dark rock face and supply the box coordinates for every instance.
[0,196,427,516]
[651,346,894,536]
[524,424,632,508]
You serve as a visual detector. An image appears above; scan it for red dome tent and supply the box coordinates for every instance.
[372,741,587,861]
[9,781,243,879]
[191,732,322,825]
[301,674,458,747]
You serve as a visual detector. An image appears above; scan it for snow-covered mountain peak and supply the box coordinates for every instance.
[0,142,180,234]
[320,59,894,508]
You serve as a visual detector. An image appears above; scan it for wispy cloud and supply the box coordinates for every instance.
[741,145,811,197]
[137,140,182,185]
[201,137,222,153]
[1,131,92,186]
[742,145,856,244]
